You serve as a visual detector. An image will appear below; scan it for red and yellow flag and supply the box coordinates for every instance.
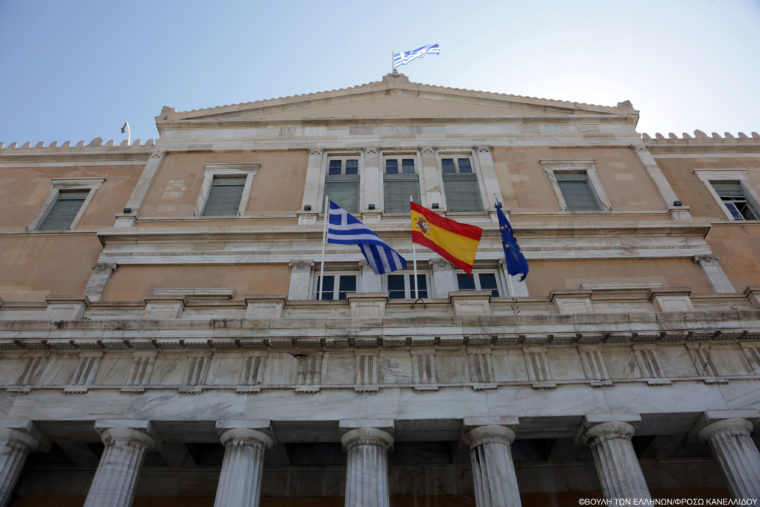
[410,202,482,274]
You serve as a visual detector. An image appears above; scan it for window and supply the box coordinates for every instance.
[29,178,104,231]
[315,274,357,300]
[440,156,482,212]
[384,155,420,213]
[203,176,246,216]
[194,164,258,217]
[541,160,611,212]
[555,172,601,211]
[387,273,428,299]
[325,157,360,213]
[711,181,759,221]
[38,190,90,230]
[457,271,500,297]
[695,170,760,222]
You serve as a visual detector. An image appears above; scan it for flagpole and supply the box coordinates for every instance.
[410,195,418,300]
[391,49,394,73]
[318,195,329,300]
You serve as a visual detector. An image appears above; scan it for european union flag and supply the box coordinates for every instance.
[497,205,529,281]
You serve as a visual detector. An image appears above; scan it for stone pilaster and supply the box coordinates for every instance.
[83,421,155,507]
[288,260,314,300]
[117,149,166,226]
[419,146,443,208]
[341,427,394,507]
[697,418,760,499]
[0,422,46,507]
[499,259,529,297]
[581,421,651,501]
[299,148,325,222]
[359,260,382,292]
[83,262,118,302]
[362,147,382,213]
[430,258,456,298]
[630,144,691,220]
[693,255,735,294]
[214,425,273,507]
[468,425,521,507]
[473,145,501,212]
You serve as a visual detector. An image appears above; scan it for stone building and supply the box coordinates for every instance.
[1,72,759,506]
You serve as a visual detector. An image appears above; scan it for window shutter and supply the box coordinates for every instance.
[38,190,89,230]
[712,182,744,199]
[203,176,246,216]
[325,175,359,213]
[384,174,420,213]
[443,174,482,212]
[556,173,600,211]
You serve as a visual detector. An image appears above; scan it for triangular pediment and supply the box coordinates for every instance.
[157,73,637,129]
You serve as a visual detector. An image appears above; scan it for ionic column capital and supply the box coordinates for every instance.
[469,425,515,448]
[289,259,314,270]
[0,427,45,454]
[219,428,273,449]
[698,417,753,443]
[0,422,48,507]
[430,258,453,271]
[94,420,156,449]
[582,421,636,445]
[98,427,155,450]
[341,427,394,451]
[693,254,720,265]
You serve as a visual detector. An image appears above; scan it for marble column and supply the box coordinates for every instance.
[582,421,651,501]
[698,418,760,499]
[341,427,394,507]
[83,422,155,507]
[214,428,273,507]
[469,425,521,507]
[0,422,45,507]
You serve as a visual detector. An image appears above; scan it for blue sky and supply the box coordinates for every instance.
[1,0,759,145]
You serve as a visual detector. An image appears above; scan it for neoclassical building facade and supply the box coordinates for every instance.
[1,72,759,506]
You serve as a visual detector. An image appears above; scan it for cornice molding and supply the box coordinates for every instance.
[643,130,760,155]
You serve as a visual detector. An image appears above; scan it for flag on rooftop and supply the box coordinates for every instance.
[410,202,482,274]
[393,43,440,68]
[497,205,529,281]
[327,201,407,275]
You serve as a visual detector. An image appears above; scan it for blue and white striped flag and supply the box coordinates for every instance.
[327,201,407,275]
[393,43,440,68]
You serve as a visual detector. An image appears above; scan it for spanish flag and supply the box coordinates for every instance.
[410,202,482,274]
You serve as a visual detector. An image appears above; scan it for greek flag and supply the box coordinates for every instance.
[393,43,440,68]
[327,201,407,275]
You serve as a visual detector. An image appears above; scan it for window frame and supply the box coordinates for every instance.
[541,160,612,213]
[193,164,258,217]
[437,151,485,213]
[28,178,104,231]
[383,271,429,300]
[455,269,504,297]
[382,151,422,214]
[695,169,760,221]
[322,153,362,214]
[313,272,358,300]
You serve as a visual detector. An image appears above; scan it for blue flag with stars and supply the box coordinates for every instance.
[497,205,529,281]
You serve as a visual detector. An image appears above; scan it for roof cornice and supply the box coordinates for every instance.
[0,138,154,165]
[155,72,639,132]
[644,130,760,155]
